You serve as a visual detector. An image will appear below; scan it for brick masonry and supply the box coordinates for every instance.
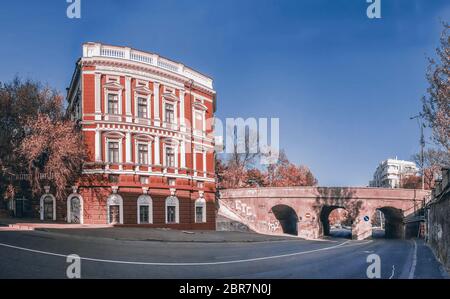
[219,187,430,240]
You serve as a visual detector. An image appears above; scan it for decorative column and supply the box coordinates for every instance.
[180,139,186,169]
[95,129,102,162]
[193,147,197,177]
[202,150,207,177]
[94,73,102,120]
[179,90,185,131]
[153,82,160,126]
[125,131,132,163]
[154,136,160,165]
[125,76,132,122]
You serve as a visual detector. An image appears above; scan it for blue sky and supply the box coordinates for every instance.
[0,0,448,186]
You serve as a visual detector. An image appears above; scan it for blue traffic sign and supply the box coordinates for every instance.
[364,216,370,222]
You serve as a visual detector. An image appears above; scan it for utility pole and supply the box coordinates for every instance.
[410,114,425,190]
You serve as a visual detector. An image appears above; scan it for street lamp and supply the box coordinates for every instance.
[410,114,425,190]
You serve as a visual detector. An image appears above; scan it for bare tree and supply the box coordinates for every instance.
[0,78,85,204]
[422,23,450,153]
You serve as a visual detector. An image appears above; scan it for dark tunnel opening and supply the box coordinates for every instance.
[271,205,299,236]
[372,207,404,239]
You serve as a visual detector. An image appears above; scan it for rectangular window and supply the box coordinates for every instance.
[195,111,203,131]
[196,206,204,223]
[138,97,148,118]
[108,174,119,183]
[166,147,175,168]
[197,181,205,189]
[139,176,149,185]
[140,206,149,224]
[167,206,176,223]
[165,103,174,124]
[108,142,120,163]
[168,178,176,186]
[138,144,148,165]
[108,94,119,115]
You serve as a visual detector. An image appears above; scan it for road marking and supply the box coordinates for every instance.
[408,240,417,279]
[0,240,372,266]
[389,265,395,279]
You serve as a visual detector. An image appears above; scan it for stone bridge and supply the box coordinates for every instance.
[219,187,430,240]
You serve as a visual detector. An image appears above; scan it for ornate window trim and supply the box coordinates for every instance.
[67,193,84,224]
[195,197,207,223]
[40,193,56,221]
[137,194,153,224]
[103,80,124,119]
[165,196,179,224]
[107,193,124,224]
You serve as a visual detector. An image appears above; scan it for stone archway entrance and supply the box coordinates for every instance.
[271,205,299,235]
[372,207,404,239]
[320,206,352,239]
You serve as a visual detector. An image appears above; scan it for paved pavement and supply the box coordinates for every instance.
[0,217,294,242]
[0,229,447,279]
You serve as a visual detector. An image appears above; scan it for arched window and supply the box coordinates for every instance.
[195,197,207,223]
[67,194,84,224]
[137,195,153,224]
[165,196,179,224]
[107,194,123,224]
[40,194,56,221]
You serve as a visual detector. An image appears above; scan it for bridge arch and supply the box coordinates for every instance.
[271,204,299,236]
[320,206,353,238]
[372,206,404,239]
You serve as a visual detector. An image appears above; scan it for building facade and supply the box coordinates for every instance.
[45,42,217,229]
[369,158,418,188]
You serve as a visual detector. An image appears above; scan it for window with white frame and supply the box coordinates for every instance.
[137,195,152,224]
[194,110,204,131]
[138,143,148,165]
[195,198,206,223]
[139,176,149,184]
[108,94,119,115]
[166,147,175,168]
[165,196,179,224]
[165,103,175,124]
[108,141,120,163]
[137,97,148,118]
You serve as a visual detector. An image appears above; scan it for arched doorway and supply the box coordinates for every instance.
[67,194,83,224]
[271,205,299,235]
[40,194,56,221]
[372,207,404,239]
[320,206,352,239]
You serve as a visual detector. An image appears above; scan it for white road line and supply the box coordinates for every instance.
[408,240,417,279]
[389,265,395,279]
[0,240,372,266]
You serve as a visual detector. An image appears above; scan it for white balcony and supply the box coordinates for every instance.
[83,42,213,90]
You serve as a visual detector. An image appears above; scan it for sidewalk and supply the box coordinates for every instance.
[0,217,296,243]
[0,217,110,230]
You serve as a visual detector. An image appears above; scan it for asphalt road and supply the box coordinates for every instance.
[0,230,447,279]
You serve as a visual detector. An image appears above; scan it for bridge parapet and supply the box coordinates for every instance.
[219,187,430,240]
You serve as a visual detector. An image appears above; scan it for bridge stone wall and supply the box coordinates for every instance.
[219,187,430,240]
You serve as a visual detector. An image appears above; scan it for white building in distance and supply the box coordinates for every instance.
[369,158,418,188]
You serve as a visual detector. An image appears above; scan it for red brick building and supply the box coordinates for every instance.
[42,43,217,229]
